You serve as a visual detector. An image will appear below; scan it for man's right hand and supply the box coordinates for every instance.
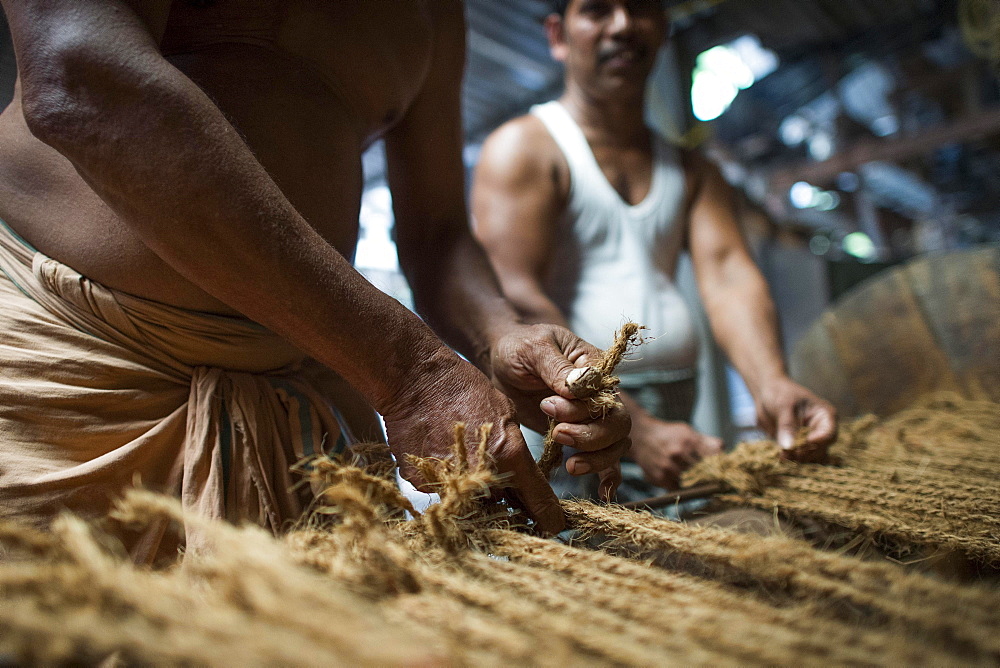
[487,322,632,503]
[630,417,723,490]
[381,349,565,535]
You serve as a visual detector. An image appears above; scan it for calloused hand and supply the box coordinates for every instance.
[755,376,838,463]
[487,323,632,501]
[381,348,565,534]
[630,418,723,490]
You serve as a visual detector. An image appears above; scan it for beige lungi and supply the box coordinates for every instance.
[0,218,381,561]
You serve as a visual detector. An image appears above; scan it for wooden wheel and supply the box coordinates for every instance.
[790,245,1000,416]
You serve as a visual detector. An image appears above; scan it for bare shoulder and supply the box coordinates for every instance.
[478,113,567,195]
[679,146,730,201]
[472,112,568,268]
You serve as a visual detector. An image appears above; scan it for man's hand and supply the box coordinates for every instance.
[755,377,838,462]
[631,418,723,490]
[488,323,632,501]
[381,349,565,534]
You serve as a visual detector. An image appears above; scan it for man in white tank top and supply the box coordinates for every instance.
[472,0,837,502]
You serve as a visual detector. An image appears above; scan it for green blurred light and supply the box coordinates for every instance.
[842,232,877,261]
[696,46,755,89]
[691,69,738,121]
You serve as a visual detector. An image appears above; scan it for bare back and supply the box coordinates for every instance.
[0,0,434,313]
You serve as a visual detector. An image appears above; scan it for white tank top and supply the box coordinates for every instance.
[530,100,699,379]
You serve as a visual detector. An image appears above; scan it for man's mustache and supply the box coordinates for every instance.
[597,42,649,64]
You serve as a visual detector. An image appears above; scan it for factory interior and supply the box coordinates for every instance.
[0,1,998,665]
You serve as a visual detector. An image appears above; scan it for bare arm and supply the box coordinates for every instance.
[385,19,519,367]
[685,152,786,397]
[471,117,569,329]
[685,150,836,455]
[384,2,629,508]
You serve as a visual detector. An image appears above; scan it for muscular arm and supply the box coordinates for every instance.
[5,0,446,417]
[383,3,629,503]
[684,150,836,454]
[470,117,568,329]
[386,6,524,367]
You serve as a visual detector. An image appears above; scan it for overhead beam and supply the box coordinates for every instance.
[770,106,1000,190]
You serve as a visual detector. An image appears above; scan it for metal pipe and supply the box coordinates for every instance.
[619,481,729,510]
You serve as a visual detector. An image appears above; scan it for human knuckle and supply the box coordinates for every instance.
[522,326,549,349]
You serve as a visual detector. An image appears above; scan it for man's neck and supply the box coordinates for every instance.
[559,82,649,148]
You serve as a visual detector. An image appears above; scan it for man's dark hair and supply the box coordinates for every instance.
[550,0,667,16]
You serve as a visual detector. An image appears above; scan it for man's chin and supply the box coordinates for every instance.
[594,75,649,98]
[597,61,654,85]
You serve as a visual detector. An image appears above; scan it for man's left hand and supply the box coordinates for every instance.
[755,377,838,462]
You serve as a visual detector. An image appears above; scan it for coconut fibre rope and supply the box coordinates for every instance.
[536,321,644,481]
[684,393,1000,565]
[2,412,999,666]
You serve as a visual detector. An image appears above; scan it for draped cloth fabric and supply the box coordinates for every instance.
[0,219,378,561]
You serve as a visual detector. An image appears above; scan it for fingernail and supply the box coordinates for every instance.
[554,431,575,446]
[541,398,557,417]
[778,432,794,450]
[571,461,591,474]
